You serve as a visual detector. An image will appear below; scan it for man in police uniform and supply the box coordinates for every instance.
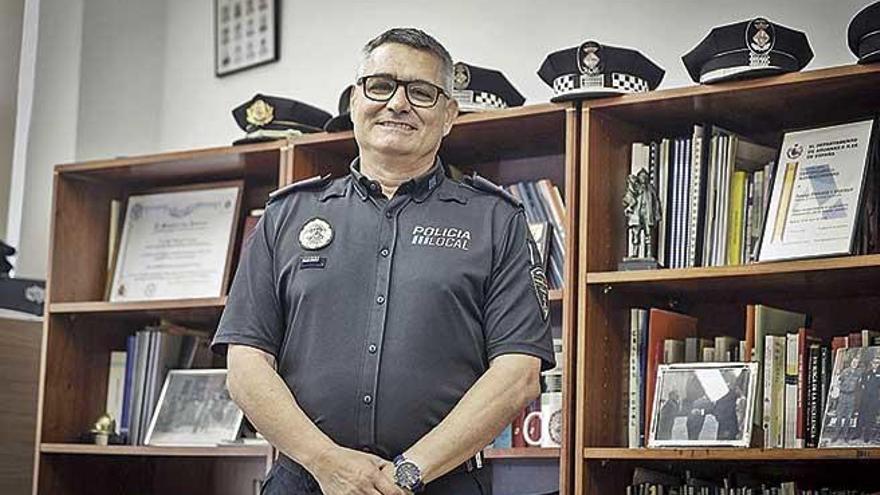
[212,28,555,495]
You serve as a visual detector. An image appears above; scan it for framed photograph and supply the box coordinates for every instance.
[648,362,758,447]
[215,0,279,77]
[819,346,880,448]
[758,119,875,262]
[145,369,244,446]
[109,182,243,302]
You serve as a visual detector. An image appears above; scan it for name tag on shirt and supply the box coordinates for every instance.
[300,255,327,269]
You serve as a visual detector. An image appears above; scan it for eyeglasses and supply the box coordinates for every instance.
[356,74,449,108]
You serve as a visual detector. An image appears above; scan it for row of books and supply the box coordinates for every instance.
[628,308,751,447]
[505,179,566,290]
[627,302,880,449]
[631,126,777,269]
[104,322,212,445]
[767,327,880,449]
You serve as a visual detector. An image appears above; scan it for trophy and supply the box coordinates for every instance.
[90,413,116,446]
[619,168,661,270]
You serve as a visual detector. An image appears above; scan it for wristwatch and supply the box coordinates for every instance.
[392,455,425,492]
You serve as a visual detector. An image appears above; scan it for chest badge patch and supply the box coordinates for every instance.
[299,217,333,250]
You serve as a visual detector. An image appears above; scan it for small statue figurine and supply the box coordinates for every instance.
[620,168,662,270]
[91,413,116,446]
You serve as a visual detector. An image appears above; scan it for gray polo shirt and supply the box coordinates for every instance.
[212,159,555,458]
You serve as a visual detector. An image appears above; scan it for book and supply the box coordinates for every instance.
[764,334,787,448]
[662,339,684,364]
[746,304,808,433]
[629,308,647,447]
[643,308,698,438]
[714,336,738,362]
[105,351,127,432]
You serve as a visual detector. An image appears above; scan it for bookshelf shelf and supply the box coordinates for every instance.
[40,443,272,458]
[56,140,285,184]
[49,297,228,314]
[583,447,880,461]
[584,254,880,299]
[484,447,560,460]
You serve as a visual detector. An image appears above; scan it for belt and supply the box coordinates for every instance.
[447,451,485,475]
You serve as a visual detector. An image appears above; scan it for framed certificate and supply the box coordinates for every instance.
[758,119,876,262]
[110,182,243,302]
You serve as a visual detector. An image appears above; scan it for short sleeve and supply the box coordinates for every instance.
[211,208,285,357]
[483,208,556,371]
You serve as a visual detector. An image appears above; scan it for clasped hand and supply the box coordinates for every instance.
[311,446,411,495]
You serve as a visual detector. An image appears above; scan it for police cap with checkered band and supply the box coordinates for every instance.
[849,1,880,64]
[451,62,525,113]
[537,41,665,102]
[682,17,813,84]
[232,93,332,144]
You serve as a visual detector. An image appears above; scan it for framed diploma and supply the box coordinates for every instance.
[110,182,243,302]
[758,119,876,262]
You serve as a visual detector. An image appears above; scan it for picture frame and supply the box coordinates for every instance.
[215,0,280,77]
[109,181,243,302]
[757,119,875,262]
[819,346,880,448]
[648,362,758,447]
[145,369,244,446]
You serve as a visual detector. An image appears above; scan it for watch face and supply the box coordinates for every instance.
[395,461,421,489]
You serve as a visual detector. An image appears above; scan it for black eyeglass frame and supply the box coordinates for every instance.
[355,74,451,108]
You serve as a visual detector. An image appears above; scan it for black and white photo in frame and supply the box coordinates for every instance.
[145,369,244,446]
[649,362,758,447]
[215,0,279,76]
[819,346,880,448]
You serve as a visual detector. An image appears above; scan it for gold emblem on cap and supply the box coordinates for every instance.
[299,217,334,250]
[246,98,274,127]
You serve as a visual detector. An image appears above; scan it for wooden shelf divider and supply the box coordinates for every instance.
[49,297,228,314]
[40,443,272,458]
[583,447,880,461]
[484,447,560,460]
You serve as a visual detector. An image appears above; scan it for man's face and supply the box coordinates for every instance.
[350,43,458,163]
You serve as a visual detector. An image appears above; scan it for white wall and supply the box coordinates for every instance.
[15,0,83,278]
[13,0,877,277]
[76,0,166,160]
[0,0,25,242]
[156,0,872,151]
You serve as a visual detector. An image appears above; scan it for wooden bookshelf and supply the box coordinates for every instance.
[288,102,581,494]
[33,142,289,495]
[574,63,880,494]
